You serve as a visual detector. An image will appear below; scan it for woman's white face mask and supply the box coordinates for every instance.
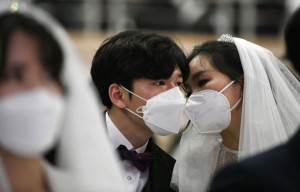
[121,86,187,136]
[0,88,65,158]
[185,81,241,134]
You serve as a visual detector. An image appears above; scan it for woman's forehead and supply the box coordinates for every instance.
[190,55,214,72]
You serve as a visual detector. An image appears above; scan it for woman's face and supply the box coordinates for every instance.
[187,55,243,130]
[188,55,242,101]
[0,30,62,98]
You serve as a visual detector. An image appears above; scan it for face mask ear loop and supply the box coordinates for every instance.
[229,98,242,111]
[125,108,143,119]
[219,80,235,95]
[121,85,148,119]
[217,80,241,111]
[136,106,148,114]
[120,85,147,102]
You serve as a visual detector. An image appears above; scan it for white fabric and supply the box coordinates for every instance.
[0,88,64,158]
[0,1,125,191]
[215,143,238,171]
[171,124,221,192]
[171,36,300,192]
[106,112,148,192]
[235,37,300,158]
[43,161,83,192]
[122,86,187,136]
[0,156,10,192]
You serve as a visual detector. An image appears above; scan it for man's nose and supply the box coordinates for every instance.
[166,82,177,90]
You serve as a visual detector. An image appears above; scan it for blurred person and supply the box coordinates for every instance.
[0,1,124,191]
[106,0,136,31]
[90,30,189,192]
[214,0,257,36]
[285,7,300,75]
[208,8,300,192]
[171,0,207,27]
[285,0,300,18]
[171,34,300,192]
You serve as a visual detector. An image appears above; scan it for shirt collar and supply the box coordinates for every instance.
[106,112,148,153]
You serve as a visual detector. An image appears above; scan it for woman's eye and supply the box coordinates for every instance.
[2,71,23,83]
[197,79,209,87]
[175,82,183,86]
[3,64,25,83]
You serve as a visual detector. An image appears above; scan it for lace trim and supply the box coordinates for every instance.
[215,143,238,171]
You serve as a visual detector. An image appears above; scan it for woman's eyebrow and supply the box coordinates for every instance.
[191,70,207,81]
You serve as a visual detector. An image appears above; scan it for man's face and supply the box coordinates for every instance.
[123,67,185,127]
[133,67,183,100]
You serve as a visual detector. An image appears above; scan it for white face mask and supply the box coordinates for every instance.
[0,88,65,158]
[121,86,186,136]
[185,81,241,134]
[179,110,190,131]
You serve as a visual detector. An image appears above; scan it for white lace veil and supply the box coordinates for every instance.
[0,1,125,191]
[235,36,300,158]
[171,35,300,192]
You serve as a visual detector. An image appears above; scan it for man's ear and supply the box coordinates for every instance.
[108,83,127,108]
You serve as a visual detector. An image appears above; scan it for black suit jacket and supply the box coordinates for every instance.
[142,139,176,192]
[209,128,300,192]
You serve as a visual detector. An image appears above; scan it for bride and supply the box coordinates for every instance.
[171,34,300,192]
[0,1,124,191]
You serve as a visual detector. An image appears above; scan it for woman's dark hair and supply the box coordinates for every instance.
[0,13,63,87]
[91,30,189,109]
[188,40,243,83]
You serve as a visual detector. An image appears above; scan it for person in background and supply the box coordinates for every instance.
[171,34,300,192]
[90,30,189,192]
[0,2,124,191]
[208,8,300,192]
[284,7,300,75]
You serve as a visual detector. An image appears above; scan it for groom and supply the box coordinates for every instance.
[90,30,189,192]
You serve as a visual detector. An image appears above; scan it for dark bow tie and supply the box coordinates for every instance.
[116,144,156,172]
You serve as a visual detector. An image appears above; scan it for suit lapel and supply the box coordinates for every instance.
[142,139,176,192]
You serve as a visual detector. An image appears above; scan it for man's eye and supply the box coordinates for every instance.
[197,79,209,87]
[155,81,165,86]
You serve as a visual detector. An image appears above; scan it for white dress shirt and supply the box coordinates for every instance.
[106,112,149,192]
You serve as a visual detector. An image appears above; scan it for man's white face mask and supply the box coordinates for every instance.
[0,88,65,158]
[121,86,187,136]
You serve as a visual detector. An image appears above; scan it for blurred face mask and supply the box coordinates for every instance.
[121,86,186,136]
[185,81,241,134]
[0,88,65,158]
